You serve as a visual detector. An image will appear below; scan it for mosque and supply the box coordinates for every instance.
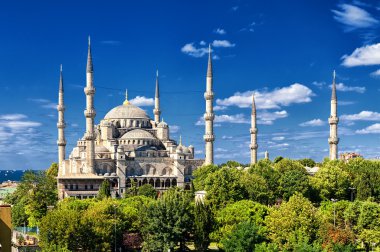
[57,38,339,199]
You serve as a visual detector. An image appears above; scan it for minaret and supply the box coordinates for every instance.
[153,70,161,123]
[250,94,258,164]
[84,36,96,173]
[328,70,339,160]
[204,44,215,165]
[57,65,66,167]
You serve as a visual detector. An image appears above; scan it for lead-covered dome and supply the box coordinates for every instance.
[104,103,149,120]
[121,129,156,140]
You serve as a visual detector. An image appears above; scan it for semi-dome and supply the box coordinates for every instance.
[104,103,149,120]
[95,145,109,153]
[121,129,156,140]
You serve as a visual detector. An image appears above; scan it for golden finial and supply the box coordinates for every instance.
[123,89,130,105]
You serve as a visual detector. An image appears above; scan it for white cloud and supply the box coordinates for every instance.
[214,28,226,35]
[341,111,380,121]
[332,4,378,31]
[342,43,380,67]
[29,98,57,109]
[0,121,41,129]
[181,43,209,58]
[222,135,233,140]
[214,105,227,111]
[216,83,314,110]
[129,96,154,106]
[370,69,380,76]
[199,41,206,46]
[312,81,326,89]
[212,40,235,48]
[196,114,249,125]
[299,119,325,127]
[232,6,239,11]
[215,147,228,153]
[0,114,27,120]
[257,110,288,125]
[356,123,380,134]
[332,83,366,93]
[272,136,285,141]
[170,125,180,133]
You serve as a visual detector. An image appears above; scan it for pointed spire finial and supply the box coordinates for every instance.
[332,70,337,101]
[155,69,160,98]
[179,135,182,145]
[207,44,213,77]
[86,36,93,73]
[251,93,256,114]
[123,89,130,105]
[59,64,64,92]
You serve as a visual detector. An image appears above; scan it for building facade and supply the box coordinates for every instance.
[57,39,204,199]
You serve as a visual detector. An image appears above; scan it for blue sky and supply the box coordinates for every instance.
[0,0,379,170]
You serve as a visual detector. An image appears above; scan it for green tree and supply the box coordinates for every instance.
[97,179,111,199]
[5,163,58,227]
[212,200,268,244]
[141,188,193,251]
[221,221,265,252]
[346,159,380,201]
[194,202,214,252]
[273,156,283,163]
[240,172,269,204]
[138,184,157,199]
[192,164,219,191]
[250,159,279,204]
[204,167,247,210]
[274,159,310,200]
[297,158,316,167]
[265,193,320,250]
[311,160,350,201]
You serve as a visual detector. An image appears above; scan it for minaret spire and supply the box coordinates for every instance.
[250,94,258,165]
[328,70,339,160]
[84,37,96,173]
[57,65,66,169]
[204,44,215,165]
[153,69,161,123]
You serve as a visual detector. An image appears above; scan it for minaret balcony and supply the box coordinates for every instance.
[204,113,215,121]
[328,116,339,124]
[84,132,96,141]
[203,134,215,142]
[250,128,258,134]
[328,137,339,144]
[250,143,258,149]
[57,105,65,111]
[84,109,96,118]
[57,139,67,146]
[84,87,96,95]
[153,109,161,115]
[57,122,66,128]
[204,91,214,100]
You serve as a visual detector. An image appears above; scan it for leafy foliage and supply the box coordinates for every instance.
[194,202,214,251]
[97,179,111,199]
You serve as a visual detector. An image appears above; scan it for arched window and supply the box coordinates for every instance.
[142,178,148,185]
[171,179,177,187]
[149,179,154,186]
[155,179,160,188]
[126,178,131,188]
[165,178,170,188]
[136,121,140,127]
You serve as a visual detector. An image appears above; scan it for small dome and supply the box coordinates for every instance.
[104,173,110,176]
[104,103,149,120]
[111,172,117,176]
[158,121,168,128]
[183,148,191,154]
[121,129,156,140]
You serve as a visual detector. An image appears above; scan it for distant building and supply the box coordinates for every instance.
[340,152,362,162]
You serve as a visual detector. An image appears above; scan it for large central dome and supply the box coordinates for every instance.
[104,103,149,120]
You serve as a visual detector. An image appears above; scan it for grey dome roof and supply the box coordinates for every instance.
[104,104,149,120]
[121,129,156,140]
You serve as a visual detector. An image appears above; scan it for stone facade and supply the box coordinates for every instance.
[57,39,204,200]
